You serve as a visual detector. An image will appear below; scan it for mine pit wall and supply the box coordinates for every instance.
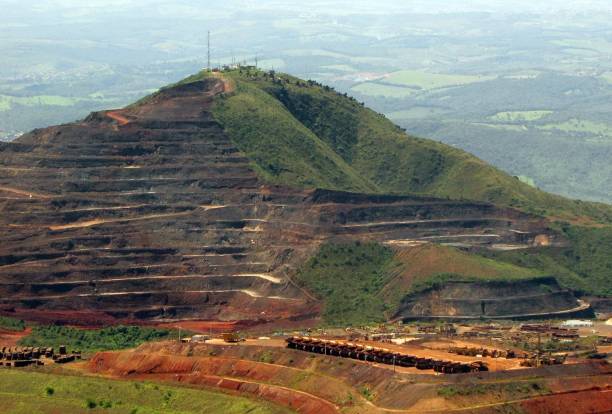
[0,77,564,325]
[395,278,594,320]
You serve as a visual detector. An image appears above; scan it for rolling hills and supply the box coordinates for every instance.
[0,67,609,326]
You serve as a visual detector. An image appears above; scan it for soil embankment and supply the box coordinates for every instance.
[85,341,611,414]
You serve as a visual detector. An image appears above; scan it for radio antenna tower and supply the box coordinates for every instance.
[207,31,211,71]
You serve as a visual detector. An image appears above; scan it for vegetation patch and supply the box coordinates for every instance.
[351,82,417,98]
[437,380,548,399]
[379,243,542,306]
[295,241,397,326]
[19,325,176,353]
[384,70,493,89]
[489,110,553,122]
[0,316,26,331]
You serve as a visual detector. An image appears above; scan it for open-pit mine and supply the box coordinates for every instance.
[0,76,588,326]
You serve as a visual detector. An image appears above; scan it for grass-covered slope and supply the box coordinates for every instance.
[206,68,612,224]
[294,242,397,326]
[206,77,375,192]
[294,242,544,325]
[480,225,612,296]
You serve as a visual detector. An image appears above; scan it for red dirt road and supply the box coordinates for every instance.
[106,111,130,126]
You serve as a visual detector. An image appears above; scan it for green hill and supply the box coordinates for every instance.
[202,68,612,224]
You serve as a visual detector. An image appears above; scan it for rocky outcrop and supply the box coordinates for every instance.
[0,78,560,325]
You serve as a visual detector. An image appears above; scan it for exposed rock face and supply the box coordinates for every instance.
[394,277,592,320]
[0,78,559,325]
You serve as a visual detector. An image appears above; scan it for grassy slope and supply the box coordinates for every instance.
[480,225,612,296]
[214,69,612,223]
[380,244,543,305]
[0,315,25,331]
[294,242,396,326]
[294,242,543,325]
[0,369,289,414]
[212,78,376,192]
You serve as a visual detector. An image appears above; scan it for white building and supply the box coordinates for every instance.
[561,320,593,328]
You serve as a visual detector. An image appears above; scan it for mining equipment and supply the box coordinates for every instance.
[286,336,488,374]
[221,332,241,343]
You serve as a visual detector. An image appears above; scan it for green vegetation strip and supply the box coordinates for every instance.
[0,316,26,332]
[0,370,290,414]
[19,325,175,353]
[437,380,548,399]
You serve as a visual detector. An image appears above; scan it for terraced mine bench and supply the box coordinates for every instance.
[286,336,488,374]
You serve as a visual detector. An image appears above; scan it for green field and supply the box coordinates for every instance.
[0,369,290,414]
[322,64,357,72]
[472,122,528,132]
[384,70,493,89]
[386,106,450,120]
[351,82,416,98]
[552,39,612,55]
[538,118,612,136]
[489,110,553,122]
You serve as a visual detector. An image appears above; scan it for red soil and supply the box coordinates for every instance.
[0,327,31,347]
[89,351,339,414]
[520,387,612,414]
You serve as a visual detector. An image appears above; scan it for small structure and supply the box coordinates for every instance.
[561,320,593,328]
[191,334,210,343]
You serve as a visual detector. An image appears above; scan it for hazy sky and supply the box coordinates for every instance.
[2,0,612,17]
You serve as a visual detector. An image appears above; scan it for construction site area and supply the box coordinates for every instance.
[85,319,611,414]
[1,318,608,414]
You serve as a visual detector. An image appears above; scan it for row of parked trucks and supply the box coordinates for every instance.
[0,345,81,367]
[286,336,488,374]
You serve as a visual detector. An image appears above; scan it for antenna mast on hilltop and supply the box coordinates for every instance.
[207,30,211,71]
